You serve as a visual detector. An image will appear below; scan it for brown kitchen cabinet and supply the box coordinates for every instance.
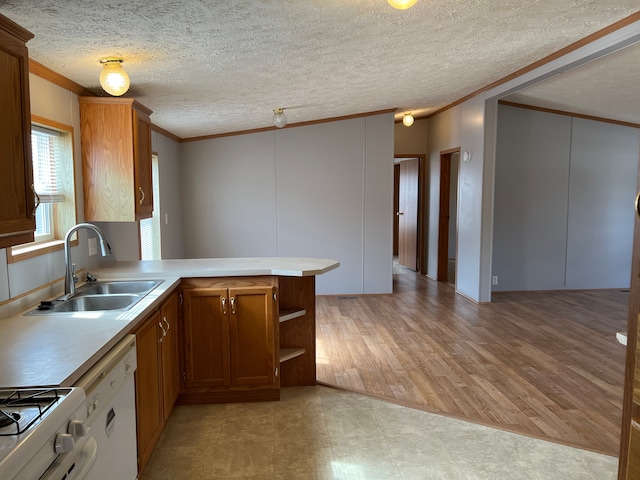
[133,290,180,473]
[180,277,279,403]
[79,97,153,222]
[133,309,163,473]
[0,15,36,248]
[159,290,180,420]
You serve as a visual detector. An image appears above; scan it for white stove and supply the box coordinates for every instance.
[0,387,94,480]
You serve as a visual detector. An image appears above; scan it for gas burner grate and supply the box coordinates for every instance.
[0,389,63,436]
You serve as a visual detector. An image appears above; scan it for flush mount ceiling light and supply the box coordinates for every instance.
[99,57,130,96]
[273,108,287,128]
[387,0,418,10]
[402,113,415,127]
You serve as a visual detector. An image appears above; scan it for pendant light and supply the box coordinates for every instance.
[388,0,418,10]
[99,57,130,96]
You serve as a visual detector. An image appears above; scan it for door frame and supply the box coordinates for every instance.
[618,167,640,479]
[394,154,426,274]
[437,148,460,282]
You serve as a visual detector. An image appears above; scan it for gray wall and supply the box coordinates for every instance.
[492,104,639,291]
[181,113,394,295]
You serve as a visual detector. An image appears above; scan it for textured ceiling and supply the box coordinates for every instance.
[0,1,638,139]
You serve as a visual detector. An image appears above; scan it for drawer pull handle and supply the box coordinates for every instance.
[221,296,227,315]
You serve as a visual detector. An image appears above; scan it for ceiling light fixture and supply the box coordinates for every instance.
[99,57,130,96]
[273,108,287,128]
[387,0,418,10]
[403,113,415,127]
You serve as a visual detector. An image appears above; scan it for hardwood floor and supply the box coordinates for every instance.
[316,273,628,456]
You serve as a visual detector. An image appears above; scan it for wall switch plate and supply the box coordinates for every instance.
[492,275,498,285]
[88,237,98,256]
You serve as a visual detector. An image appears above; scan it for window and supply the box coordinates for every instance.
[140,154,161,260]
[31,125,64,242]
[8,116,77,262]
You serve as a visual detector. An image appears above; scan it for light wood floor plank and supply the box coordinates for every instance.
[316,273,627,455]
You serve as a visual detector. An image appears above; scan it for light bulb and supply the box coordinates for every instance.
[403,113,414,127]
[273,108,287,128]
[387,0,418,10]
[99,58,130,96]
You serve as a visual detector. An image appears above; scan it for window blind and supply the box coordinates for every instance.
[31,125,64,203]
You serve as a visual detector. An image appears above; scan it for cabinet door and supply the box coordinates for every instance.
[133,108,153,219]
[134,311,163,472]
[0,19,35,248]
[228,287,278,387]
[160,291,180,420]
[182,287,230,388]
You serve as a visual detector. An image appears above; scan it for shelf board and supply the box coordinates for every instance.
[279,308,306,323]
[280,347,306,363]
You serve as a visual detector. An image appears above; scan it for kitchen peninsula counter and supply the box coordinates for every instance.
[0,257,338,390]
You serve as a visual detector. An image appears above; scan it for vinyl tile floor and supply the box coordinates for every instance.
[140,386,618,480]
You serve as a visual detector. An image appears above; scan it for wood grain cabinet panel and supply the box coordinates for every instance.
[133,289,181,474]
[0,15,35,248]
[179,278,279,403]
[133,310,163,473]
[160,290,180,420]
[79,97,153,222]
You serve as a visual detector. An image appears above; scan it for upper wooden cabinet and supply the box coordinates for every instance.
[79,97,153,222]
[0,15,36,248]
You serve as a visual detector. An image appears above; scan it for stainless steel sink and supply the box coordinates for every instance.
[25,279,163,315]
[76,280,162,296]
[52,294,141,312]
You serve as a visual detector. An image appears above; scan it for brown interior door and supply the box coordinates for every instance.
[619,183,640,479]
[397,158,419,271]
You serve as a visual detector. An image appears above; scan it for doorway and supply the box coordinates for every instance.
[393,155,425,273]
[437,148,460,283]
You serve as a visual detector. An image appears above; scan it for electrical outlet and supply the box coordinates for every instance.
[88,237,98,256]
[492,275,498,285]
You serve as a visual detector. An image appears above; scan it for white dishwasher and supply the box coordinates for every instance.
[75,334,138,480]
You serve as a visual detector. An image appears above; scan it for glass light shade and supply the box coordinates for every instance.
[273,108,287,128]
[99,59,130,96]
[403,113,414,126]
[388,0,418,10]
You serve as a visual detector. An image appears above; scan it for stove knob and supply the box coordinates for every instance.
[54,433,75,454]
[68,419,87,439]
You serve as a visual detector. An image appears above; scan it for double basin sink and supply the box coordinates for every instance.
[28,280,163,315]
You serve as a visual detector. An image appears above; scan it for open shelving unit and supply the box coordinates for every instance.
[277,276,316,386]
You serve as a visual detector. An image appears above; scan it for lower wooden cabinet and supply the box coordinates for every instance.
[160,290,180,420]
[133,289,180,473]
[180,277,279,403]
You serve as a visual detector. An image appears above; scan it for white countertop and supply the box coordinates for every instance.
[93,257,339,279]
[0,257,338,389]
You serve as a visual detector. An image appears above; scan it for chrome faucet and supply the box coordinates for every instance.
[64,223,111,297]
